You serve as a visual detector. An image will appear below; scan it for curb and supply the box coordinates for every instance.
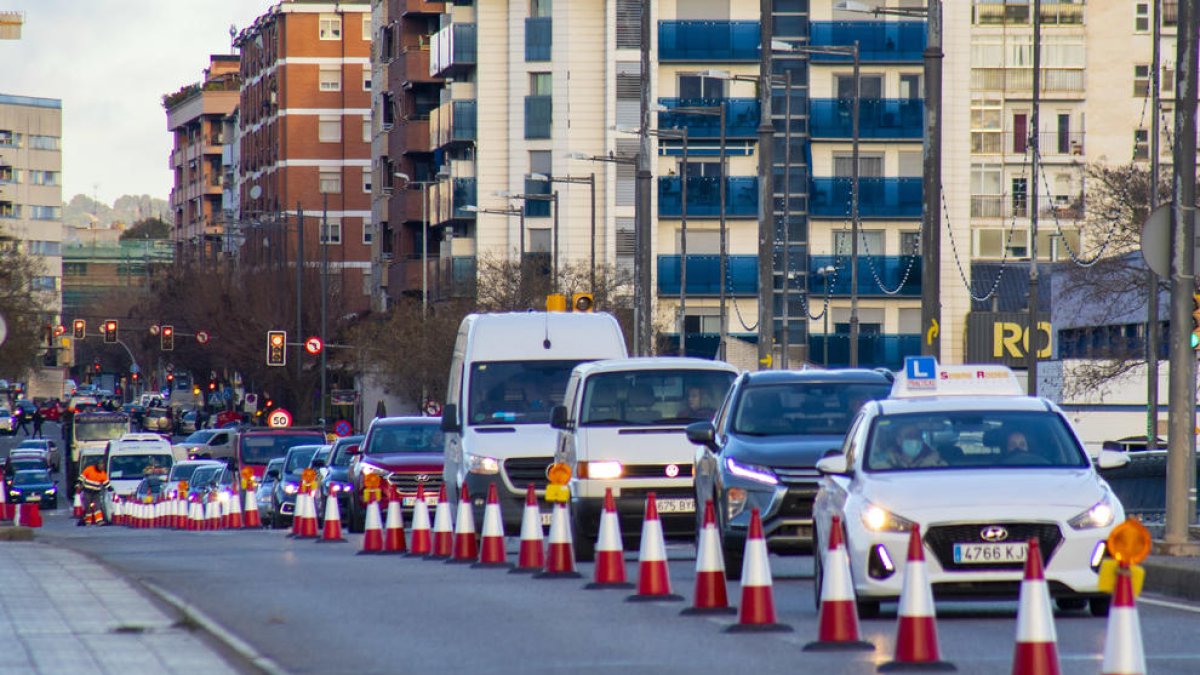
[1143,557,1200,603]
[0,526,35,541]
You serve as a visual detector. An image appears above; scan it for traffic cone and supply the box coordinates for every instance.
[627,493,683,602]
[448,484,478,564]
[219,495,231,529]
[473,483,510,568]
[243,490,261,528]
[681,499,733,614]
[879,526,954,671]
[317,493,347,543]
[1101,562,1146,675]
[72,491,83,519]
[428,485,454,560]
[188,500,204,531]
[1011,538,1060,675]
[290,494,303,536]
[407,484,432,557]
[382,500,407,554]
[358,500,384,554]
[725,508,791,632]
[175,498,187,530]
[204,496,220,531]
[229,492,245,529]
[586,488,633,590]
[296,492,319,539]
[19,503,41,528]
[511,484,545,574]
[0,486,9,521]
[804,515,873,650]
[534,501,581,579]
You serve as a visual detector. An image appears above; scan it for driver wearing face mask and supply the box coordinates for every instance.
[881,423,946,469]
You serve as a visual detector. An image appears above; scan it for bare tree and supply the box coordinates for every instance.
[0,242,52,380]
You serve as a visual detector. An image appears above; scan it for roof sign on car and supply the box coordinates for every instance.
[891,357,1024,398]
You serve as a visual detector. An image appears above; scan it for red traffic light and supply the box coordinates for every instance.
[166,373,175,382]
[208,382,216,391]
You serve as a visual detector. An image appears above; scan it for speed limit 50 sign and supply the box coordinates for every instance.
[267,408,293,428]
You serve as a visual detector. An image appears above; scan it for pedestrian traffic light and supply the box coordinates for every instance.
[73,319,85,339]
[572,293,594,312]
[161,325,174,351]
[103,319,118,344]
[267,330,287,367]
[1192,293,1200,350]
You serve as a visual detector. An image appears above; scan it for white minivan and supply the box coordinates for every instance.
[105,433,176,498]
[441,312,627,532]
[550,358,738,559]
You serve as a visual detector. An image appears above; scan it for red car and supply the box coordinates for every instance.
[236,428,327,481]
[37,401,62,422]
[347,417,443,532]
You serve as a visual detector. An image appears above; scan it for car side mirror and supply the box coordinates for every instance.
[440,404,460,433]
[1096,449,1131,470]
[345,444,360,456]
[815,454,849,475]
[266,469,280,480]
[550,405,570,430]
[685,421,716,448]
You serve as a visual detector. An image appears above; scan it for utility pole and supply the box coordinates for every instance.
[295,202,303,380]
[1146,0,1162,448]
[756,0,775,369]
[1026,0,1042,396]
[1164,0,1198,554]
[679,128,689,357]
[636,0,653,356]
[920,0,943,360]
[781,69,793,368]
[849,43,862,367]
[718,102,728,361]
[320,193,329,432]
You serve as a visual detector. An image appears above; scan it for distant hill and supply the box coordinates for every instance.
[64,194,172,230]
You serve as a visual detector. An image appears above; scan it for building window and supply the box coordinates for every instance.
[29,205,62,221]
[530,150,552,176]
[63,262,87,276]
[615,0,641,49]
[362,116,371,142]
[362,219,373,245]
[1011,177,1028,217]
[28,135,60,151]
[677,74,724,99]
[1135,3,1150,32]
[363,15,372,40]
[900,231,921,255]
[1134,65,1150,98]
[319,15,342,40]
[1134,129,1149,160]
[321,218,343,245]
[616,62,641,128]
[530,72,552,96]
[531,0,551,17]
[836,74,883,100]
[320,66,342,92]
[363,67,372,91]
[319,115,342,143]
[833,154,883,178]
[362,166,372,193]
[31,170,59,186]
[834,230,885,256]
[319,168,342,194]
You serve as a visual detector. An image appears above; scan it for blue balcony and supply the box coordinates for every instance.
[809,98,923,140]
[808,255,922,297]
[808,21,926,62]
[658,176,758,218]
[808,333,922,370]
[431,99,476,148]
[452,178,476,219]
[526,17,551,61]
[657,98,760,140]
[524,178,552,217]
[809,177,922,219]
[658,21,760,62]
[525,95,552,139]
[430,23,477,76]
[657,254,759,297]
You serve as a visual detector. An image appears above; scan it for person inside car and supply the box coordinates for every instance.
[876,423,946,469]
[677,385,715,420]
[1001,430,1051,465]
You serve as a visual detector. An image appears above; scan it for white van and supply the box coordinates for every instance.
[441,312,627,532]
[550,358,738,559]
[105,433,176,498]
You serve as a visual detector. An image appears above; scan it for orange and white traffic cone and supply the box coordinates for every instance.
[1011,538,1060,675]
[220,495,232,529]
[681,499,733,614]
[229,492,245,529]
[19,503,42,528]
[535,501,581,579]
[1101,562,1146,675]
[205,496,222,531]
[358,500,384,554]
[243,490,261,528]
[296,492,319,539]
[627,493,683,602]
[725,508,791,632]
[449,484,479,564]
[188,500,203,531]
[804,515,872,650]
[586,488,633,590]
[428,485,454,560]
[879,526,954,671]
[317,494,347,543]
[407,484,433,557]
[0,486,10,521]
[175,497,187,530]
[382,500,407,554]
[473,483,510,568]
[72,491,83,519]
[511,484,545,574]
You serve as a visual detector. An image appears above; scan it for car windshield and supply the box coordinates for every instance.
[863,411,1089,472]
[732,382,892,436]
[240,434,324,465]
[169,463,215,482]
[13,471,49,486]
[108,454,173,479]
[285,447,319,474]
[365,424,443,454]
[580,370,735,426]
[468,360,585,426]
[183,430,216,444]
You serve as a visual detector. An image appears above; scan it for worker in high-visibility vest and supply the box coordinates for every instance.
[78,464,111,526]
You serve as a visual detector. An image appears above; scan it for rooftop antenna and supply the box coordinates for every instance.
[229,24,236,54]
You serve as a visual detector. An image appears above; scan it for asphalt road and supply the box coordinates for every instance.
[8,427,1200,674]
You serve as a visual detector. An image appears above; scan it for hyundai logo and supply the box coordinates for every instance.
[980,525,1009,542]
[415,474,429,483]
[665,464,680,478]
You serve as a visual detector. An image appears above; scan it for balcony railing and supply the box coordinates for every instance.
[657,98,760,139]
[657,254,759,296]
[658,21,760,62]
[807,333,921,370]
[430,23,476,77]
[430,99,477,148]
[658,176,759,218]
[526,17,551,61]
[809,98,923,140]
[969,130,1085,156]
[969,194,1086,220]
[525,95,552,139]
[400,47,436,85]
[809,177,922,218]
[808,22,925,62]
[973,2,1084,26]
[971,68,1085,94]
[430,177,477,223]
[808,255,922,297]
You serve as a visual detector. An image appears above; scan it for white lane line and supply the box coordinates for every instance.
[1141,596,1200,614]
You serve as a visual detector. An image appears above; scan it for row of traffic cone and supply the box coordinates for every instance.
[0,486,40,526]
[111,491,263,531]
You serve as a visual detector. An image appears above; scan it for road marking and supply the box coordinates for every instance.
[1141,596,1200,614]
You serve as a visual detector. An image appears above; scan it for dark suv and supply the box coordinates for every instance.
[687,369,892,577]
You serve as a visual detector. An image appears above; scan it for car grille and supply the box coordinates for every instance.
[386,472,443,493]
[925,522,1064,571]
[504,457,553,490]
[622,463,693,479]
[773,466,822,487]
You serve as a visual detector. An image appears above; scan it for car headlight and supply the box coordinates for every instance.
[467,453,500,475]
[330,482,352,493]
[8,490,19,496]
[360,464,388,477]
[582,460,623,480]
[860,502,917,533]
[1068,493,1116,530]
[724,457,779,486]
[47,487,56,494]
[283,482,299,494]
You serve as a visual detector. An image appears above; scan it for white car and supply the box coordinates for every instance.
[812,359,1129,618]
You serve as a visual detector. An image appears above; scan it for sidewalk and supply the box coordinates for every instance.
[0,536,243,674]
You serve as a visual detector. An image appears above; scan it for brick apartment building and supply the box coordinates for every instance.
[235,0,373,313]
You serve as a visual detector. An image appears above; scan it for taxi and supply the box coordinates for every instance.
[812,358,1129,618]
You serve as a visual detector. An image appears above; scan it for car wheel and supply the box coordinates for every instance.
[722,539,743,581]
[1089,597,1111,617]
[573,510,596,563]
[856,599,881,619]
[1054,597,1087,613]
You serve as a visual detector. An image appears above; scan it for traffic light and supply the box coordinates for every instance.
[131,372,139,382]
[545,294,567,312]
[53,324,65,337]
[73,319,85,339]
[161,325,174,351]
[572,293,594,312]
[103,319,118,344]
[1192,293,1200,350]
[208,380,216,392]
[167,373,175,384]
[267,330,287,367]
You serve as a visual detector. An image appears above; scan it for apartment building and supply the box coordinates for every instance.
[164,54,241,260]
[0,94,64,316]
[235,0,374,313]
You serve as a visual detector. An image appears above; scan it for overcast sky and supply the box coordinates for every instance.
[1,1,277,204]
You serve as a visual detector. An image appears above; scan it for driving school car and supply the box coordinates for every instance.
[812,358,1129,618]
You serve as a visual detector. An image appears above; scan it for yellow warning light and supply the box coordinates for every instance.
[178,480,189,493]
[546,462,571,485]
[363,473,381,489]
[1106,518,1152,565]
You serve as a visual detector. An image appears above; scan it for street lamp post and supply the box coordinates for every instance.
[395,171,449,317]
[529,172,598,288]
[499,189,559,288]
[816,265,836,367]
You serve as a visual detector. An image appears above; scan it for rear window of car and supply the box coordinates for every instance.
[732,382,892,436]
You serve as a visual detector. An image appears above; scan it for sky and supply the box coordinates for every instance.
[1,0,277,205]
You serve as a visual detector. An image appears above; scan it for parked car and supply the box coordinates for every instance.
[256,458,285,526]
[7,469,58,507]
[16,439,60,471]
[348,418,443,533]
[270,445,323,529]
[318,435,363,524]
